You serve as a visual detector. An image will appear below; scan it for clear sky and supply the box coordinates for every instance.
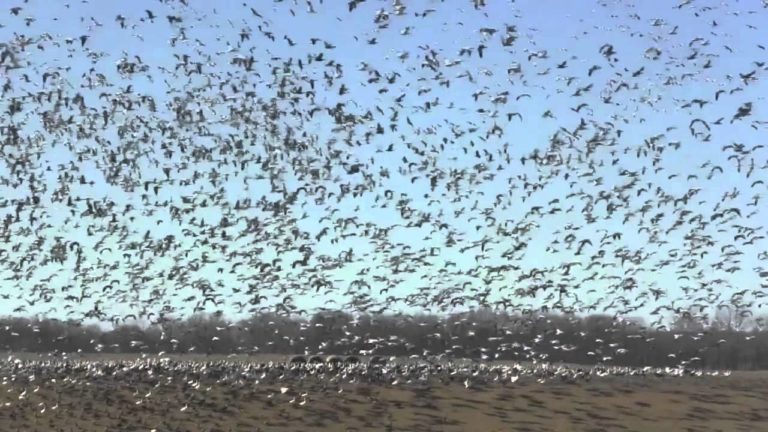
[0,0,766,327]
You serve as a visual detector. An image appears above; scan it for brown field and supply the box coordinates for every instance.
[0,355,767,431]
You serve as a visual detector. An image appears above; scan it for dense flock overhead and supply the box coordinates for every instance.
[0,0,767,358]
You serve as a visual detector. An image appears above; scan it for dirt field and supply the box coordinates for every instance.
[0,356,766,431]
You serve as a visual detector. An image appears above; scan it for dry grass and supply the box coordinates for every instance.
[0,357,766,431]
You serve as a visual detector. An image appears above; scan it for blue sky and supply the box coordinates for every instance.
[0,0,767,327]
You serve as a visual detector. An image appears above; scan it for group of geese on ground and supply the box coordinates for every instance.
[0,355,728,396]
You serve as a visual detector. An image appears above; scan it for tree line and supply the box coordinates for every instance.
[1,308,766,370]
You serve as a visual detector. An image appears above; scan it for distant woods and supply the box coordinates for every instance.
[2,309,767,370]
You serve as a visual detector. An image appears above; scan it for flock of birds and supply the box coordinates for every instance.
[0,0,765,375]
[2,354,728,394]
[0,353,742,431]
[0,1,768,430]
